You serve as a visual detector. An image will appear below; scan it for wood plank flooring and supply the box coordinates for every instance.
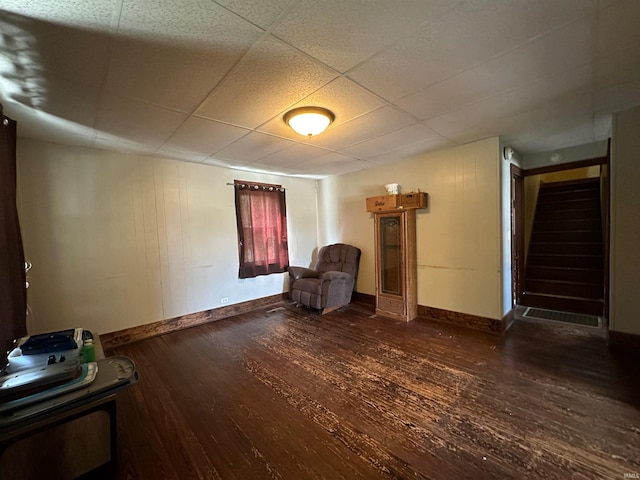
[109,302,640,480]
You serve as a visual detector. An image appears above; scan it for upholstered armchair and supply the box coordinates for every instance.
[288,243,361,314]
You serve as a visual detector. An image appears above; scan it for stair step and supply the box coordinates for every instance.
[521,292,603,316]
[528,242,603,255]
[539,189,600,203]
[531,230,603,243]
[536,198,600,211]
[539,178,600,193]
[534,207,601,221]
[527,253,603,268]
[539,184,599,196]
[525,279,603,298]
[534,219,601,232]
[526,266,603,283]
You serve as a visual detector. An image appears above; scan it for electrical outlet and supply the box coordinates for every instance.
[221,297,229,304]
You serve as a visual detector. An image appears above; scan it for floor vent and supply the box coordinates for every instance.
[522,307,600,327]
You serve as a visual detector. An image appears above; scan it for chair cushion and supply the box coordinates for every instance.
[316,243,360,278]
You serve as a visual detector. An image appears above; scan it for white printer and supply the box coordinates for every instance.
[5,328,83,374]
[0,328,93,405]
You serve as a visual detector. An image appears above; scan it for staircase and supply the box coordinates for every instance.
[522,178,604,316]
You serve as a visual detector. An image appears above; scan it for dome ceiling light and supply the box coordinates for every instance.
[283,106,335,137]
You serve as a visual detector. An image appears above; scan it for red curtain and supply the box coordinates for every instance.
[0,105,27,366]
[234,181,289,279]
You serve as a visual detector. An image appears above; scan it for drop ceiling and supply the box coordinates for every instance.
[1,0,639,178]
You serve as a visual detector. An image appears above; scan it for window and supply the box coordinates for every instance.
[234,181,289,279]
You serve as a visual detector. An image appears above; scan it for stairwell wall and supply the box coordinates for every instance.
[610,106,640,336]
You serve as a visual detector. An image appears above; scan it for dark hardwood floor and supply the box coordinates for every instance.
[109,302,640,480]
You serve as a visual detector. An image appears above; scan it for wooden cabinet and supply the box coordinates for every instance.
[366,192,427,213]
[366,192,426,322]
[374,210,418,322]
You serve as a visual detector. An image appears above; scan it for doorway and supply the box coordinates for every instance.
[513,155,610,323]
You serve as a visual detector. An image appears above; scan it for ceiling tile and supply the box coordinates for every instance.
[365,136,454,166]
[272,0,454,73]
[597,0,640,56]
[310,106,416,150]
[158,116,250,159]
[499,93,596,151]
[33,75,101,128]
[95,93,188,149]
[348,0,593,101]
[299,153,374,176]
[598,0,618,8]
[257,143,330,168]
[509,116,598,153]
[425,65,593,140]
[196,36,338,128]
[257,77,386,140]
[110,0,265,112]
[107,32,263,113]
[117,0,256,43]
[0,15,111,89]
[342,124,439,158]
[213,131,295,164]
[595,83,640,114]
[0,0,115,29]
[397,18,593,120]
[595,45,640,89]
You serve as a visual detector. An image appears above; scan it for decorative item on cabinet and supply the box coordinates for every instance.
[385,183,399,194]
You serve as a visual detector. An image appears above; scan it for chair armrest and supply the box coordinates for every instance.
[320,271,352,282]
[288,266,320,282]
[320,271,356,310]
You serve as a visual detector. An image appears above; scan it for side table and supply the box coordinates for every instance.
[0,336,137,479]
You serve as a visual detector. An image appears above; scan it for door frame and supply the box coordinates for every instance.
[510,163,524,307]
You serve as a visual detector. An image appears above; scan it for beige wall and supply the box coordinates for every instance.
[318,137,503,320]
[17,136,506,334]
[17,139,318,335]
[610,107,640,335]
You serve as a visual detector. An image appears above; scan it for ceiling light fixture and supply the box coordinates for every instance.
[283,106,335,137]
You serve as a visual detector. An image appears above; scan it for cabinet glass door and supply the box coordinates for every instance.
[379,215,402,295]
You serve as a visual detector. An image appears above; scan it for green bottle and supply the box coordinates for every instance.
[82,339,95,363]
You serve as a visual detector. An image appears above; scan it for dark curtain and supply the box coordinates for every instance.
[0,105,27,367]
[234,181,289,279]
